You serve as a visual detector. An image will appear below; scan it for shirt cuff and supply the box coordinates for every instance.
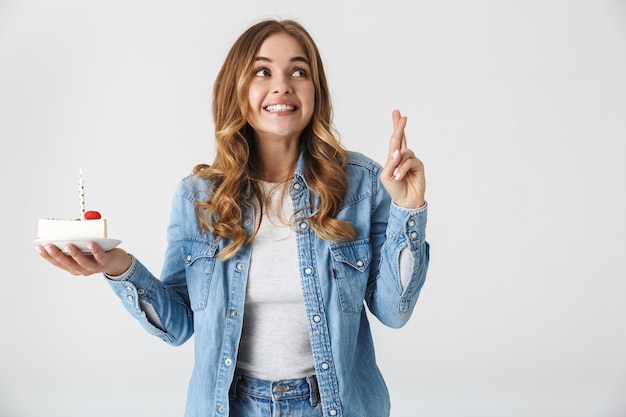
[388,201,427,240]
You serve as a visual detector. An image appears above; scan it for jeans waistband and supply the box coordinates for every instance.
[230,372,320,407]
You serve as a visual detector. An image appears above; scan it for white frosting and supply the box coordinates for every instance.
[37,218,107,239]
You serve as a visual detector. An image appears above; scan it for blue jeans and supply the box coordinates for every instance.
[229,372,323,417]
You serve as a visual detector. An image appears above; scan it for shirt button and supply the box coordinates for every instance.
[329,409,337,416]
[321,362,330,370]
[237,263,245,270]
[408,220,416,227]
[127,295,134,302]
[313,315,321,323]
[230,310,239,318]
[243,219,251,226]
[410,231,418,239]
[217,405,225,413]
[224,358,232,366]
[293,183,301,190]
[186,255,192,262]
[304,267,313,275]
[125,286,132,291]
[137,288,145,295]
[356,260,364,267]
[299,222,308,230]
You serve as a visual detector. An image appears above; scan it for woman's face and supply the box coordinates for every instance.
[246,32,315,145]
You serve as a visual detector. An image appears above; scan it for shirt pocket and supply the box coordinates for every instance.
[182,237,219,311]
[329,238,372,315]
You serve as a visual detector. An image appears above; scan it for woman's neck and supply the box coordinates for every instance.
[254,136,300,183]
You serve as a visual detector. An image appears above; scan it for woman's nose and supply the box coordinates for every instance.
[272,75,293,94]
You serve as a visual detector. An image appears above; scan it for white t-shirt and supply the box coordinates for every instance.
[236,182,315,380]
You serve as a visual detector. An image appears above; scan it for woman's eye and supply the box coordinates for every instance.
[254,68,270,77]
[292,68,307,77]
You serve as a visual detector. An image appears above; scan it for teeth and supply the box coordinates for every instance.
[265,104,296,112]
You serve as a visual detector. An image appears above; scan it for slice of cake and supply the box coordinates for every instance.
[36,211,107,239]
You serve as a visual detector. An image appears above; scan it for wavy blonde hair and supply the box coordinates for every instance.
[193,19,355,259]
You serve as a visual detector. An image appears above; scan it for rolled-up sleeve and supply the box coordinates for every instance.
[105,179,196,346]
[367,197,430,328]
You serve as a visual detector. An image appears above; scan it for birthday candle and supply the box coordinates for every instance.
[79,168,85,220]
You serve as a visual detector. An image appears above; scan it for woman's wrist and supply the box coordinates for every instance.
[105,251,134,278]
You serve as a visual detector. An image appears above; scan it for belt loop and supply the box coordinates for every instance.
[307,375,320,407]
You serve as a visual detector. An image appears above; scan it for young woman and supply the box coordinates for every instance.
[37,19,429,417]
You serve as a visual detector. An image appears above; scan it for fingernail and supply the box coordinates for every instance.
[392,149,399,159]
[45,245,54,254]
[87,243,95,251]
[35,246,43,255]
[393,167,400,179]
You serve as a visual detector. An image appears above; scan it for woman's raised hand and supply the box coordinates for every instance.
[380,110,426,209]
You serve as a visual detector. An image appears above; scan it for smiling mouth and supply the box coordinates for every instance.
[264,104,297,112]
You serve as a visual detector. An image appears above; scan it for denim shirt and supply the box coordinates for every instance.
[107,151,429,417]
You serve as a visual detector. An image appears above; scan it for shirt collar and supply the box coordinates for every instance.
[290,152,309,195]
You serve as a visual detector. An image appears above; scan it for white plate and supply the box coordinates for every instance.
[34,237,122,254]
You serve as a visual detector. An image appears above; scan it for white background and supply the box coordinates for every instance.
[1,1,625,416]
